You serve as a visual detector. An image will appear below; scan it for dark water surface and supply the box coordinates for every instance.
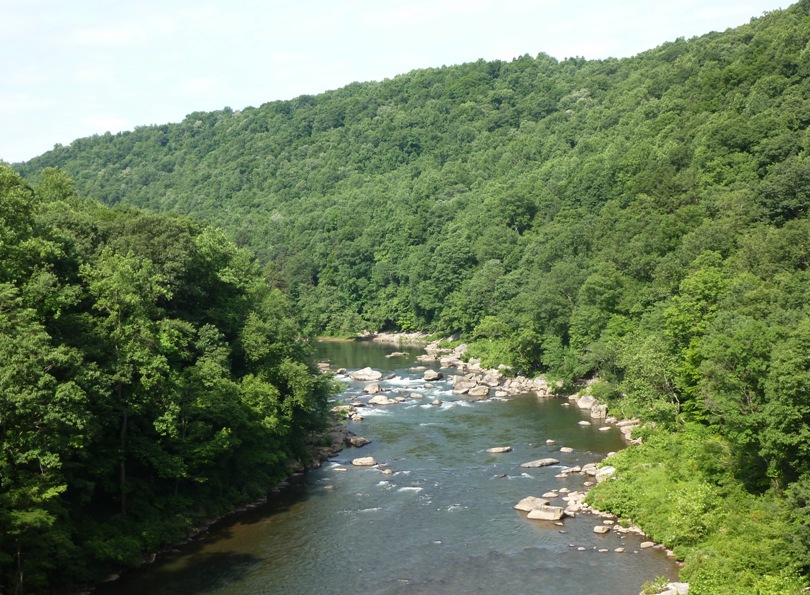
[98,341,679,594]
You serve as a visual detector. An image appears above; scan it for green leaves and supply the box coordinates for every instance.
[0,167,334,591]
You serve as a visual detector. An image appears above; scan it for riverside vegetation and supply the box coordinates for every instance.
[0,166,334,593]
[8,1,810,592]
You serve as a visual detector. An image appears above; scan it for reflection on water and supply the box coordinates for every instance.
[98,340,679,595]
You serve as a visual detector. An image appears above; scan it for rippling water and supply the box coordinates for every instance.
[97,341,679,595]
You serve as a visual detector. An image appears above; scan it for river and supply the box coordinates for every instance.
[96,340,679,594]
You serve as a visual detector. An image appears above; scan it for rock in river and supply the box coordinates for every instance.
[514,496,550,512]
[520,458,560,468]
[368,395,396,405]
[423,369,444,381]
[486,446,512,453]
[352,457,377,466]
[527,506,565,521]
[350,367,383,381]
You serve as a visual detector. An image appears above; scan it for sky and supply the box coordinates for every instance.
[0,0,790,164]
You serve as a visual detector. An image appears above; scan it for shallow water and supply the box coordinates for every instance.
[98,341,679,594]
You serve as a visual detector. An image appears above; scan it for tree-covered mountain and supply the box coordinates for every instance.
[12,1,810,592]
[0,165,333,593]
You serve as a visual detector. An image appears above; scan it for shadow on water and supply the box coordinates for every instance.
[94,485,315,595]
[99,550,262,595]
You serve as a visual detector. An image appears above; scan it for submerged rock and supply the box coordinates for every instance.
[486,446,512,453]
[520,458,560,468]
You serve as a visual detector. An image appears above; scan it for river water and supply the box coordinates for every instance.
[98,340,679,595]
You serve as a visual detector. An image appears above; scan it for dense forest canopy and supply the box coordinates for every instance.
[0,165,333,592]
[9,1,810,592]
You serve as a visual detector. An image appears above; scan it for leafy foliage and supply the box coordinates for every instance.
[0,166,332,592]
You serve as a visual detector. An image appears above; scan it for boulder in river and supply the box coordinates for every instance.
[346,436,371,447]
[364,382,382,395]
[581,463,599,476]
[423,369,443,381]
[576,395,597,410]
[368,395,396,405]
[593,525,611,534]
[351,457,377,466]
[590,404,608,418]
[350,367,383,381]
[467,385,490,398]
[520,458,560,468]
[486,446,512,453]
[514,496,550,512]
[527,505,565,521]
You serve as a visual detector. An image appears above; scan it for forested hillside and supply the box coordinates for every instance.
[13,1,810,592]
[0,165,333,593]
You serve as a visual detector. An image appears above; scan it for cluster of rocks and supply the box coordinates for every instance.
[451,369,553,400]
[567,392,642,441]
[356,332,428,344]
[414,341,559,400]
[511,445,684,582]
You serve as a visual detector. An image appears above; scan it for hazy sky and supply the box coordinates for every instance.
[1,0,789,163]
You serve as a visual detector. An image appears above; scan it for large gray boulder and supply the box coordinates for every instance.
[514,496,550,512]
[423,369,444,381]
[595,466,616,483]
[486,446,512,453]
[368,395,396,405]
[576,395,598,410]
[467,385,490,398]
[364,382,382,395]
[350,367,383,381]
[527,505,565,521]
[520,458,560,468]
[481,371,504,387]
[351,457,377,466]
[581,463,599,476]
[590,404,608,418]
